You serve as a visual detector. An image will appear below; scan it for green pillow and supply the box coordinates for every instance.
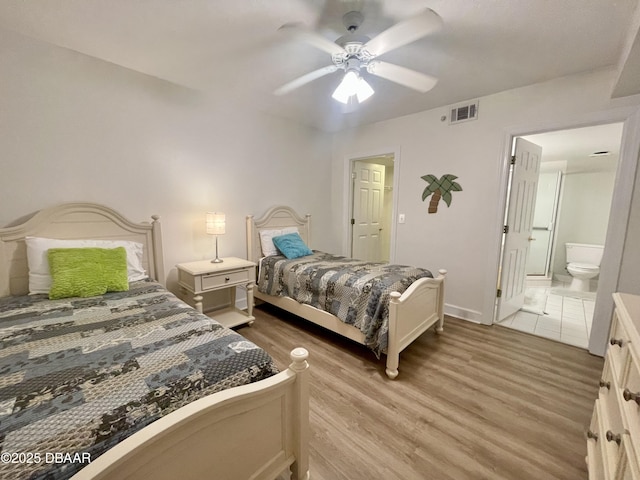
[48,247,129,300]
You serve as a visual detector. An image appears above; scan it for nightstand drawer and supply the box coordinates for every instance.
[202,269,251,290]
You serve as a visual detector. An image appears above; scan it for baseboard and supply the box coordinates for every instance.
[526,276,552,287]
[444,304,482,324]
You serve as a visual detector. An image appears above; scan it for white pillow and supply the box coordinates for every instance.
[25,236,147,294]
[259,227,298,257]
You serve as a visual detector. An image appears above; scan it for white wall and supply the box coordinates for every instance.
[0,29,334,296]
[3,26,640,348]
[332,68,640,324]
[552,169,616,277]
[618,149,640,292]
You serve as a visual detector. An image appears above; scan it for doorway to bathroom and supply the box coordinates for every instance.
[495,122,623,348]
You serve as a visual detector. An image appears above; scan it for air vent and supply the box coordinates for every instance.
[448,100,479,125]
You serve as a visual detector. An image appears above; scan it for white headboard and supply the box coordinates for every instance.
[246,206,311,263]
[0,202,164,297]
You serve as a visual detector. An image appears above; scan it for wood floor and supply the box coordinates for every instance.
[239,305,604,480]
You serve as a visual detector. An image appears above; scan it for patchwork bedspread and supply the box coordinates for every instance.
[0,280,278,480]
[258,252,433,356]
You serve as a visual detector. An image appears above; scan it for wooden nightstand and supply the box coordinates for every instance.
[177,257,256,328]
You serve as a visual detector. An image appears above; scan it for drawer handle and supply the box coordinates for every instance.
[606,431,621,445]
[225,277,230,281]
[587,430,599,442]
[610,338,624,347]
[623,388,640,405]
[599,380,611,390]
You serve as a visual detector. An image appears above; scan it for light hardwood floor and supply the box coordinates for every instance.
[238,304,604,480]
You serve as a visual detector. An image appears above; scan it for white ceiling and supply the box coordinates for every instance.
[1,0,639,132]
[524,123,624,174]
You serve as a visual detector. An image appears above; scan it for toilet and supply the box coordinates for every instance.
[565,243,604,292]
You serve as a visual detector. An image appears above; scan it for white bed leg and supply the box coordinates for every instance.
[385,363,399,380]
[386,292,401,379]
[289,348,311,480]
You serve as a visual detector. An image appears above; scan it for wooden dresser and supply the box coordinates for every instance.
[587,293,640,479]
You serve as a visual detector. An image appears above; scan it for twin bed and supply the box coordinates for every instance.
[0,203,309,480]
[246,206,447,379]
[0,202,445,479]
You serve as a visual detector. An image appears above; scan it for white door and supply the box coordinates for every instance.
[497,138,542,322]
[352,161,385,261]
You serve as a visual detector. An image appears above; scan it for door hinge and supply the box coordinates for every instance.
[497,288,502,298]
[510,155,516,165]
[350,218,355,225]
[503,225,509,234]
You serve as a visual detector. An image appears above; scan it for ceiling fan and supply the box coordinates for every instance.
[274,8,443,105]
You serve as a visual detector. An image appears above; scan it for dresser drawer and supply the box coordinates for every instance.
[589,294,640,480]
[587,402,605,480]
[590,397,631,480]
[599,378,627,478]
[618,435,640,480]
[201,269,251,290]
[609,310,631,384]
[621,347,640,469]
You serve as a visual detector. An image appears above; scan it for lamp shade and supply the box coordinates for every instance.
[356,77,374,102]
[332,71,374,104]
[205,212,225,235]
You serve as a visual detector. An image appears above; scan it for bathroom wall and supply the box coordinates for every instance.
[552,169,617,278]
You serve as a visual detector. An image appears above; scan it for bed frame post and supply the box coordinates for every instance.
[151,215,165,285]
[0,240,8,298]
[386,292,402,379]
[304,214,311,248]
[246,214,255,261]
[436,269,447,333]
[289,348,311,480]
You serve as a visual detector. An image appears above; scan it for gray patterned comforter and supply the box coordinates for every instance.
[0,280,278,480]
[258,251,433,356]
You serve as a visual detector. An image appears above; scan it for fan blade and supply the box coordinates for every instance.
[366,61,437,93]
[279,23,346,56]
[274,65,338,96]
[363,8,443,57]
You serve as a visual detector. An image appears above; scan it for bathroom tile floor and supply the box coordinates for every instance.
[496,280,595,349]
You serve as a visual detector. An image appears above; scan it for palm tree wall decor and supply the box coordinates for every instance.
[421,174,463,214]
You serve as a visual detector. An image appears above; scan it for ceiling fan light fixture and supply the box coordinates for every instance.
[332,70,358,103]
[356,77,374,103]
[275,8,442,104]
[332,70,374,104]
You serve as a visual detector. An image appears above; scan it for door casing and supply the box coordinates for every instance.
[485,107,640,357]
[351,160,386,261]
[343,148,400,263]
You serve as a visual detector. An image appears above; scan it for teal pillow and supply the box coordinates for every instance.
[48,247,129,300]
[272,233,313,259]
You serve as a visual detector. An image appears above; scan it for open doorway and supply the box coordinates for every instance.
[348,153,395,262]
[495,123,623,349]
